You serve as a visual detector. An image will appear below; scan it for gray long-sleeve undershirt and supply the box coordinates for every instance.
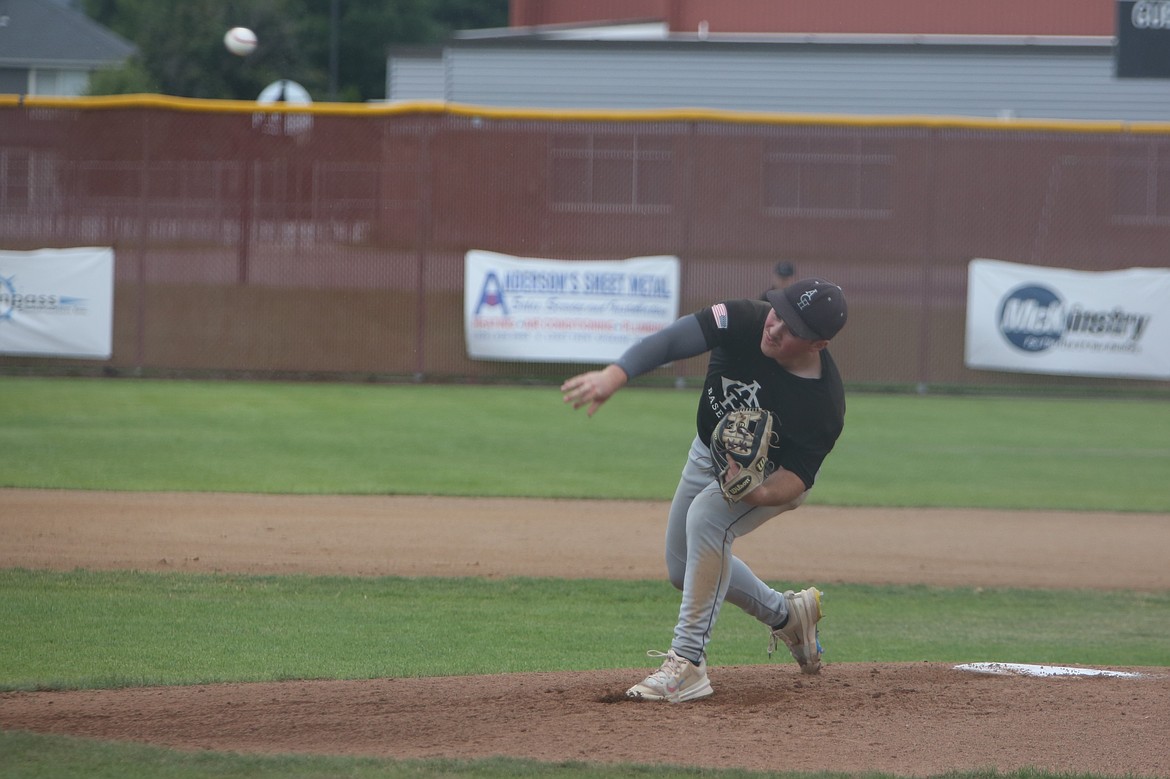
[614,314,708,380]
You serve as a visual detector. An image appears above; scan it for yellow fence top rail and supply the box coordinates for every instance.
[3,93,1170,135]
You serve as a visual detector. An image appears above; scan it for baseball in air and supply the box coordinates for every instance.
[224,27,258,56]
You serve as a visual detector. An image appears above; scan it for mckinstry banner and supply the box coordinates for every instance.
[464,250,680,363]
[965,259,1170,380]
[0,247,115,359]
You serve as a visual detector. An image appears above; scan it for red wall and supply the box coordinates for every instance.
[2,102,1166,392]
[510,0,1115,36]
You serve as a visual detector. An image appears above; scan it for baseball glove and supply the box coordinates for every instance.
[710,408,778,504]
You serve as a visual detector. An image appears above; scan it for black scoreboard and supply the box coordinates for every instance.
[1116,0,1170,78]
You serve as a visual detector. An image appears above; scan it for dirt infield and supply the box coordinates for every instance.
[2,489,1168,776]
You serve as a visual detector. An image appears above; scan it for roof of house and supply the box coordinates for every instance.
[0,0,135,68]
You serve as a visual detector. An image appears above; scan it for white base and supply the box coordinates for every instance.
[953,662,1146,678]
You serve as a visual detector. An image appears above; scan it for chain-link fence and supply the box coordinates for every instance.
[2,97,1168,392]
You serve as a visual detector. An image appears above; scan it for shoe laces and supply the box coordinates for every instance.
[767,619,798,658]
[645,649,691,682]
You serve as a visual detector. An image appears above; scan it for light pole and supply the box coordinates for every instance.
[328,0,340,100]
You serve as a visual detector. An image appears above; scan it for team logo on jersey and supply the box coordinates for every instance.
[711,303,728,329]
[706,376,762,416]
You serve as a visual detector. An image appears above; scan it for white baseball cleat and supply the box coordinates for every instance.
[626,649,713,702]
[768,587,824,674]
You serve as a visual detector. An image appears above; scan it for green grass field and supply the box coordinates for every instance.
[3,571,1166,692]
[2,376,1168,510]
[2,376,1168,779]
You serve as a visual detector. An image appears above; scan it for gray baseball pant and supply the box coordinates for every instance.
[666,435,808,665]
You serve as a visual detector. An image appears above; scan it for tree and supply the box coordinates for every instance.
[85,57,159,96]
[82,0,507,101]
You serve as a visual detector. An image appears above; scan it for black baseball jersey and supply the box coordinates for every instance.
[694,299,845,490]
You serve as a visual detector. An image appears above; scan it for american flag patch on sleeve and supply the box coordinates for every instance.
[711,303,729,329]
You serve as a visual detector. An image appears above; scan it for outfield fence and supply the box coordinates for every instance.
[1,95,1168,391]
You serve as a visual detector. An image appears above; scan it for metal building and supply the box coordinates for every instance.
[386,13,1170,122]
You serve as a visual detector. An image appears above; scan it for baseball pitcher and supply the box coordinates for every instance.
[562,278,848,702]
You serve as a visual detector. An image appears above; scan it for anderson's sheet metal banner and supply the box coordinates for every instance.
[0,247,115,359]
[464,250,680,363]
[965,258,1170,380]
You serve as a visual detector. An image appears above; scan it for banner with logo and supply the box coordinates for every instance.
[965,258,1170,380]
[464,250,680,363]
[0,247,115,359]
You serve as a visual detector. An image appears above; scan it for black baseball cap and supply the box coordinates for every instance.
[773,261,795,278]
[765,278,848,341]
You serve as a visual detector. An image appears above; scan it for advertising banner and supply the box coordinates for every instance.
[464,250,680,363]
[0,247,115,359]
[965,258,1170,380]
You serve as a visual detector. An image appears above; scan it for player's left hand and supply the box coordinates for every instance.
[721,460,743,486]
[734,467,809,508]
[720,460,768,507]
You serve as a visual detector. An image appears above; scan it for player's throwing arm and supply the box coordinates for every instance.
[561,364,629,416]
